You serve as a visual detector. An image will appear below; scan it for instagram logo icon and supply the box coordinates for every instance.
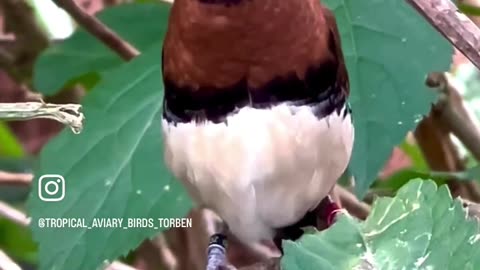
[39,174,65,202]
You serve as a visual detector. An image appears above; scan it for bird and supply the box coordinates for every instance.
[160,0,354,264]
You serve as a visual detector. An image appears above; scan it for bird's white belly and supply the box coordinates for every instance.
[161,103,354,243]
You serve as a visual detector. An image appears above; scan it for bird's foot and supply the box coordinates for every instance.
[318,195,346,227]
[207,233,236,270]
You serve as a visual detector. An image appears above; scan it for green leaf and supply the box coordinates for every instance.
[373,169,439,192]
[27,47,191,270]
[33,2,171,95]
[0,122,25,158]
[373,165,480,193]
[323,0,452,197]
[282,179,480,270]
[0,218,38,264]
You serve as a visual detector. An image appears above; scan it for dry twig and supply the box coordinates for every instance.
[336,185,371,220]
[0,171,32,186]
[0,102,84,134]
[52,0,140,60]
[427,72,480,161]
[413,72,480,202]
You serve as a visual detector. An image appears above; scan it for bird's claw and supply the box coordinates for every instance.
[318,195,346,227]
[207,233,232,270]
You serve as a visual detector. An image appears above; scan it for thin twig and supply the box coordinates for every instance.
[0,102,84,134]
[105,261,138,270]
[406,0,480,70]
[0,201,138,270]
[336,185,371,220]
[0,249,22,270]
[0,171,32,186]
[426,72,480,161]
[418,72,480,202]
[52,0,140,60]
[0,201,30,227]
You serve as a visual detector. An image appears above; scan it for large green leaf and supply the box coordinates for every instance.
[27,47,191,270]
[33,2,170,95]
[282,179,480,270]
[323,0,452,197]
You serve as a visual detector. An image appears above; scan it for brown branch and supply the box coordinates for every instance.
[406,0,480,70]
[336,185,371,220]
[52,0,140,61]
[0,171,32,186]
[414,72,480,202]
[427,72,480,161]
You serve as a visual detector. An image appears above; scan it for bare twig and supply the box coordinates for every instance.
[0,171,32,186]
[414,72,480,202]
[0,249,22,270]
[0,102,84,134]
[336,185,371,220]
[406,0,480,70]
[0,201,30,227]
[105,261,138,270]
[52,0,140,60]
[427,72,480,161]
[0,201,138,270]
[414,115,477,200]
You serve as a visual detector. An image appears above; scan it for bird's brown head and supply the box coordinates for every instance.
[162,0,349,123]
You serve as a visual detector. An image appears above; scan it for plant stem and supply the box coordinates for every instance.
[0,102,84,134]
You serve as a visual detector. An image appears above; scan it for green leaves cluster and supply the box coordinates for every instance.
[26,0,456,270]
[282,179,480,270]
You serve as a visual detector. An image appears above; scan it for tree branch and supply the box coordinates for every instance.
[406,0,480,70]
[336,185,371,220]
[426,72,480,161]
[0,171,32,186]
[52,0,140,60]
[0,201,30,227]
[0,102,84,134]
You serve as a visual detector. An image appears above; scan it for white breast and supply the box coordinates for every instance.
[161,103,354,244]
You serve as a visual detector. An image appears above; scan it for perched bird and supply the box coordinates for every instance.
[161,0,354,260]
